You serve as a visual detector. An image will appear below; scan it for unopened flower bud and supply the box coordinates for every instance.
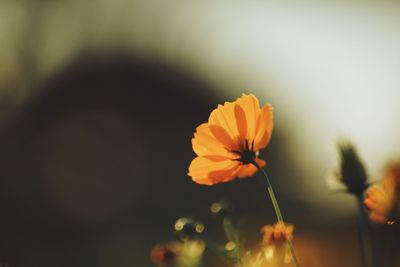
[336,140,368,196]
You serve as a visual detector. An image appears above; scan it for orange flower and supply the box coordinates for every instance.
[364,162,400,224]
[188,94,273,185]
[261,222,294,246]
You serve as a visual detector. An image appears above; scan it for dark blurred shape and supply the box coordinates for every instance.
[336,140,368,197]
[35,110,145,223]
[0,54,216,267]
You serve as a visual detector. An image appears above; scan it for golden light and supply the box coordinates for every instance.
[225,241,236,251]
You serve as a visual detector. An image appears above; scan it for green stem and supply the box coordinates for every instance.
[356,196,374,267]
[222,218,243,267]
[252,162,284,223]
[252,161,301,267]
[203,238,231,259]
[288,240,302,267]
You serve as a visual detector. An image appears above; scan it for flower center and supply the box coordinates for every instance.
[231,140,256,165]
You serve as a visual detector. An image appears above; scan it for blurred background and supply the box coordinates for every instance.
[1,0,400,266]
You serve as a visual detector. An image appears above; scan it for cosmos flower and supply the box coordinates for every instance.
[188,94,273,185]
[364,162,400,224]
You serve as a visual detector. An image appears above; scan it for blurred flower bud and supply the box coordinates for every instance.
[336,140,368,196]
[150,242,180,267]
[150,239,205,267]
[174,217,204,238]
[210,200,234,219]
[254,222,295,266]
[260,221,294,246]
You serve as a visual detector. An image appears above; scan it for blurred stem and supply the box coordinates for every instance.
[287,240,301,267]
[356,196,374,267]
[203,238,230,259]
[222,217,243,267]
[252,161,301,267]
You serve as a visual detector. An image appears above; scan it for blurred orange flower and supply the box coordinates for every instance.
[261,222,294,246]
[364,162,400,224]
[150,240,205,267]
[188,94,273,185]
[150,242,180,267]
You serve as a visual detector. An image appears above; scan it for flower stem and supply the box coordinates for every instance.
[267,184,284,222]
[288,240,301,267]
[222,217,243,267]
[252,161,301,267]
[203,238,231,260]
[356,196,374,267]
[252,162,284,223]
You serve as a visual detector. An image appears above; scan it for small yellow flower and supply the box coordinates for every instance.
[188,94,273,185]
[241,222,295,267]
[260,222,294,246]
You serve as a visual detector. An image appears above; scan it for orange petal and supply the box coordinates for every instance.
[369,212,388,224]
[383,175,396,200]
[192,123,236,157]
[363,198,377,211]
[236,94,261,142]
[208,102,239,140]
[256,157,266,167]
[188,156,240,185]
[234,105,247,144]
[366,186,385,201]
[254,104,273,151]
[364,186,393,221]
[236,164,257,178]
[209,124,239,151]
[236,158,266,178]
